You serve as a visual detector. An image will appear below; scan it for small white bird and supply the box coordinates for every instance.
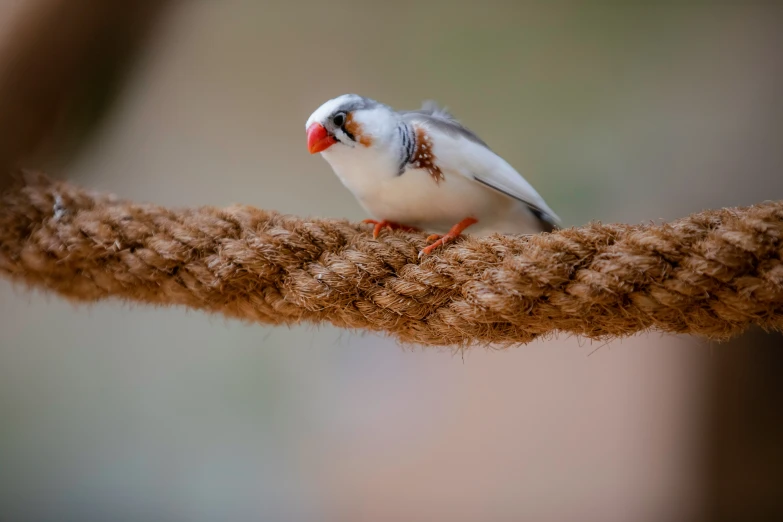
[305,94,560,257]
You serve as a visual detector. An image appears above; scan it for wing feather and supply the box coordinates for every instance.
[401,102,560,229]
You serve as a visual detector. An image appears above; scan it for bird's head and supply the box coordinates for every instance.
[305,94,397,155]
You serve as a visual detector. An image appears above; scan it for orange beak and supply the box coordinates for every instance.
[307,122,337,154]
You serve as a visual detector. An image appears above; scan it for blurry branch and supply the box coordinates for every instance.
[1,173,782,347]
[0,0,170,191]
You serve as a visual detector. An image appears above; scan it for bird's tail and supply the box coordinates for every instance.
[529,207,560,233]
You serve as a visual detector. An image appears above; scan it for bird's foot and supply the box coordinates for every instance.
[419,217,478,258]
[362,219,420,239]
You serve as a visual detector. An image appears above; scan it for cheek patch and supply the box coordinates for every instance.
[345,113,373,147]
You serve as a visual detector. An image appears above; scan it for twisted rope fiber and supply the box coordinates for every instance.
[1,173,782,346]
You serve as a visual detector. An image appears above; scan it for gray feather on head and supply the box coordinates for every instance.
[333,94,384,114]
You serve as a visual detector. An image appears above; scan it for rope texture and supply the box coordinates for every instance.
[1,172,782,346]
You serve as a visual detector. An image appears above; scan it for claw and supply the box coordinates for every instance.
[418,217,478,258]
[362,219,419,239]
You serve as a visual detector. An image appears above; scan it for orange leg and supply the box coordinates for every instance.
[419,217,478,258]
[362,219,420,239]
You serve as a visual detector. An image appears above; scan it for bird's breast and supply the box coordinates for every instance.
[322,147,400,198]
[322,147,540,235]
[359,168,514,233]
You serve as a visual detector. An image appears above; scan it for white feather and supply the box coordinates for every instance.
[307,96,560,236]
[422,122,561,224]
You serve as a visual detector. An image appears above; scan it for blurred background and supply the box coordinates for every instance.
[1,2,782,521]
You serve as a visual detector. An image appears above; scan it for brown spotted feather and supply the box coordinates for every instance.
[411,126,444,184]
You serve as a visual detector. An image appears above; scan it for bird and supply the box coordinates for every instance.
[305,94,560,257]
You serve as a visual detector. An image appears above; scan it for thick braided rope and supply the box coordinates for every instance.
[1,172,782,346]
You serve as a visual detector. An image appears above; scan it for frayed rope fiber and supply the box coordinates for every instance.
[1,172,782,346]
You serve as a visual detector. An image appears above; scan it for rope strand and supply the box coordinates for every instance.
[2,172,782,346]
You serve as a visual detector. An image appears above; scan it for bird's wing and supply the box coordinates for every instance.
[400,101,490,148]
[401,103,561,230]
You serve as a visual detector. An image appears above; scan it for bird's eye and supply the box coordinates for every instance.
[332,112,346,127]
